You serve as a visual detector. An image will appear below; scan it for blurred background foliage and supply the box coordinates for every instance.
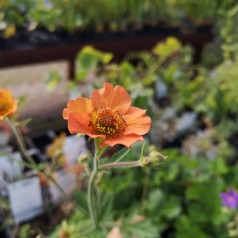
[0,0,234,32]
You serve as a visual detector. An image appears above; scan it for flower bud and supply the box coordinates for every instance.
[139,151,167,167]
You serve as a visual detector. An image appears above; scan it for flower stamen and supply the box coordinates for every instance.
[89,108,125,137]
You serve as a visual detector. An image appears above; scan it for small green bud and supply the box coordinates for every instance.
[139,151,167,167]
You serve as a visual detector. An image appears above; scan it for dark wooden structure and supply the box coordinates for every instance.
[0,28,213,79]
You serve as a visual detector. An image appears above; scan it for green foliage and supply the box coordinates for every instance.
[44,69,62,91]
[202,59,238,121]
[61,147,232,237]
[175,215,208,238]
[120,214,159,238]
[218,3,238,59]
[39,32,238,237]
[75,46,113,81]
[0,0,232,32]
[18,224,36,238]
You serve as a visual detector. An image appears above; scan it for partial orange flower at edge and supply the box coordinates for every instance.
[0,89,18,120]
[63,83,152,147]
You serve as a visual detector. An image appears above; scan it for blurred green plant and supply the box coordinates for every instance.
[48,145,238,237]
[46,36,238,237]
[0,0,233,32]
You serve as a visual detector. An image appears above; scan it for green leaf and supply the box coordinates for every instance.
[16,118,32,128]
[76,46,113,71]
[98,194,114,222]
[100,147,131,165]
[146,189,165,213]
[175,215,208,238]
[120,61,134,75]
[210,157,228,175]
[75,70,88,81]
[142,75,157,86]
[187,203,209,223]
[121,218,159,238]
[101,52,113,64]
[161,196,181,219]
[185,178,224,224]
[17,95,28,109]
[73,191,89,215]
[44,69,61,91]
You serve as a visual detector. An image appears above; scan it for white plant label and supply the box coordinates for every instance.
[8,177,43,223]
[0,152,23,195]
[63,135,87,167]
[0,152,23,180]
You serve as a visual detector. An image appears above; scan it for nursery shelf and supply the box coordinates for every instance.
[0,26,213,79]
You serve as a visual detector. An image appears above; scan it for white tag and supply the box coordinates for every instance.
[63,135,87,167]
[0,152,23,181]
[49,169,77,204]
[8,177,44,223]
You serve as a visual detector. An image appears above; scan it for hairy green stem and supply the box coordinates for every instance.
[87,139,100,228]
[100,161,141,170]
[5,117,36,165]
[87,169,97,228]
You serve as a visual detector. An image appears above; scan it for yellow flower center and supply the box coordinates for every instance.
[89,108,126,137]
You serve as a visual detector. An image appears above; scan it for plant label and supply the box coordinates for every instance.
[63,135,87,167]
[7,177,43,223]
[0,152,23,181]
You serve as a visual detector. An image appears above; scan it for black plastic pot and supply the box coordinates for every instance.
[0,23,213,51]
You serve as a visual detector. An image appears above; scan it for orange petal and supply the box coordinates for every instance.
[68,112,106,139]
[68,112,91,134]
[91,83,131,114]
[102,134,143,147]
[63,108,70,120]
[63,97,93,120]
[0,89,18,120]
[123,106,152,135]
[9,100,18,115]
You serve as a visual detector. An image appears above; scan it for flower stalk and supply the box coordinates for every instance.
[100,161,141,170]
[87,139,101,228]
[5,117,36,165]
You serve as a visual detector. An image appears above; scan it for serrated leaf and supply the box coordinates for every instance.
[100,147,131,165]
[210,157,228,175]
[161,196,181,219]
[121,219,159,238]
[146,189,165,213]
[175,215,207,238]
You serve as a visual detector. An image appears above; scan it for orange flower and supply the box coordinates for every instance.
[0,89,17,120]
[63,83,151,147]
